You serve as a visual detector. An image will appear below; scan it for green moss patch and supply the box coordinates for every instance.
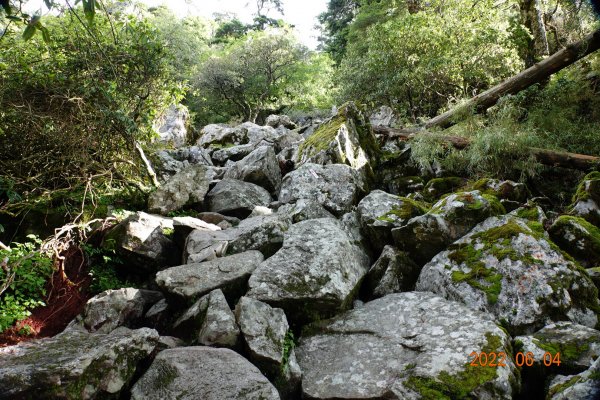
[298,115,345,159]
[571,171,600,203]
[405,333,505,399]
[377,197,429,223]
[424,177,465,200]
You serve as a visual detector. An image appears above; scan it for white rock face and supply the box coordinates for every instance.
[296,292,519,400]
[154,104,189,148]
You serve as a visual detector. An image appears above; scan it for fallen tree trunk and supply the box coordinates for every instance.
[425,29,600,129]
[374,126,599,171]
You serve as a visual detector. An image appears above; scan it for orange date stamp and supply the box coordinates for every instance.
[469,351,561,367]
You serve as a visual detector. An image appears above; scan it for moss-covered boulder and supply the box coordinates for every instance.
[296,292,519,399]
[416,216,600,335]
[547,356,600,400]
[549,216,600,268]
[569,171,600,227]
[470,178,531,203]
[423,176,465,200]
[357,190,428,252]
[0,327,159,399]
[515,322,600,375]
[295,102,379,177]
[391,190,506,265]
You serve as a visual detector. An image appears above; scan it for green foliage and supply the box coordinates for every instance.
[82,243,130,294]
[337,0,522,121]
[193,28,334,124]
[0,4,181,219]
[0,235,53,333]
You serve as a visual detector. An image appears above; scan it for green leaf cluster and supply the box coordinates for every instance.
[0,235,53,333]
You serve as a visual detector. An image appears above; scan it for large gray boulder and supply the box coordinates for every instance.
[156,251,264,303]
[148,164,214,215]
[570,171,600,227]
[183,213,292,263]
[363,245,420,299]
[276,198,335,223]
[172,289,240,347]
[0,327,159,399]
[295,103,378,176]
[197,124,246,147]
[357,190,428,252]
[235,297,288,373]
[549,215,600,268]
[82,288,163,333]
[392,191,505,265]
[247,218,370,324]
[547,357,600,400]
[279,163,367,217]
[172,216,221,248]
[130,347,280,400]
[266,114,297,129]
[207,179,272,219]
[212,143,257,165]
[153,104,189,148]
[224,146,282,194]
[515,322,600,373]
[416,216,600,335]
[296,292,519,400]
[152,146,214,183]
[102,212,177,273]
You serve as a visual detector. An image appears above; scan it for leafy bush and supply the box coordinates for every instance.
[82,244,131,294]
[0,235,53,333]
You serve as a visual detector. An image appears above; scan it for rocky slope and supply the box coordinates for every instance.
[2,103,600,399]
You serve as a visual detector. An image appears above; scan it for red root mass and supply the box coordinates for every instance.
[0,247,92,347]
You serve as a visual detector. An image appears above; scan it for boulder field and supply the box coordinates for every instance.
[2,104,600,399]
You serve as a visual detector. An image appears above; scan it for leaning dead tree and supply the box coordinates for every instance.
[425,28,600,130]
[374,126,600,171]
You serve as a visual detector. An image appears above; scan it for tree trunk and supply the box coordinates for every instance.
[520,0,550,67]
[134,141,160,188]
[373,126,599,171]
[425,28,600,130]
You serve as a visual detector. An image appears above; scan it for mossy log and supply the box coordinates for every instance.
[373,126,600,171]
[425,28,600,129]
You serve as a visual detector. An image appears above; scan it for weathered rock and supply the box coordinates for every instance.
[153,104,189,148]
[172,216,221,249]
[509,203,547,225]
[369,105,397,127]
[130,347,280,400]
[235,297,289,374]
[183,229,236,263]
[226,213,292,258]
[197,212,240,227]
[0,327,159,400]
[152,146,214,183]
[570,171,600,227]
[279,163,367,217]
[363,246,420,299]
[423,177,465,200]
[515,322,600,373]
[225,146,282,194]
[357,190,428,252]
[295,103,379,176]
[549,215,600,268]
[416,216,600,335]
[247,218,370,324]
[471,178,530,203]
[172,289,240,347]
[144,298,170,331]
[547,357,600,400]
[211,143,257,165]
[266,114,297,129]
[102,212,178,273]
[197,124,246,147]
[156,251,264,303]
[392,191,505,265]
[276,198,335,223]
[148,164,212,215]
[296,292,519,400]
[82,288,163,333]
[207,179,272,219]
